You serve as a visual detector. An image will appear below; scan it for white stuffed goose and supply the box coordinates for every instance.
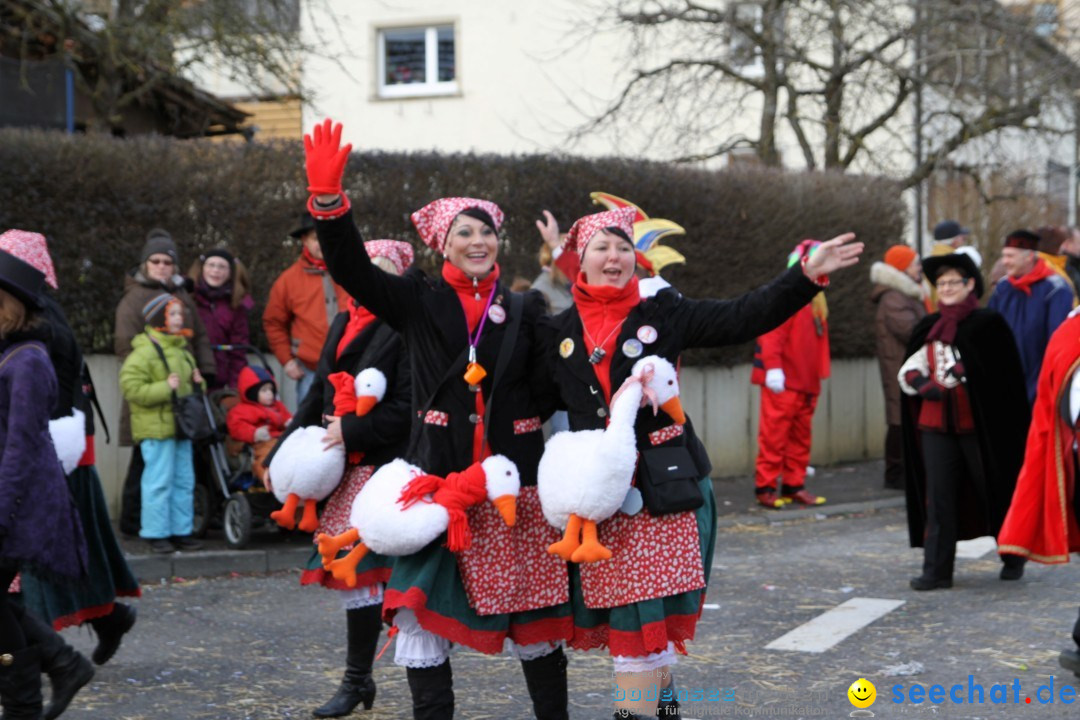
[316,455,520,587]
[269,368,387,533]
[538,355,685,563]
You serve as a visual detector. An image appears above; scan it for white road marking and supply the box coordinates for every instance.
[765,597,905,653]
[955,536,997,559]
[702,603,720,610]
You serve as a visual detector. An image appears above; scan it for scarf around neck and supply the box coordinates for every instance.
[927,292,979,344]
[441,262,501,333]
[302,247,327,271]
[571,273,642,402]
[336,301,377,360]
[1007,257,1055,296]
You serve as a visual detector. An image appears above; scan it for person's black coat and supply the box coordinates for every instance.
[40,294,96,436]
[316,212,550,486]
[900,308,1030,547]
[537,268,823,473]
[267,311,411,467]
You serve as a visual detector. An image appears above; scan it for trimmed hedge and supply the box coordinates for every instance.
[0,128,904,364]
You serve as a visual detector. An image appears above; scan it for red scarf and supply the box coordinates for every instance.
[302,247,327,271]
[571,273,641,402]
[1007,257,1056,296]
[927,292,978,344]
[336,301,377,360]
[397,462,488,552]
[441,262,501,333]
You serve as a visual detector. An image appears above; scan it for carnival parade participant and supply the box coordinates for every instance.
[266,239,413,718]
[996,313,1080,676]
[302,119,572,720]
[751,239,831,508]
[537,207,862,719]
[898,253,1029,591]
[0,248,87,719]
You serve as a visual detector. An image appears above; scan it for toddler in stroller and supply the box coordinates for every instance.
[226,366,292,483]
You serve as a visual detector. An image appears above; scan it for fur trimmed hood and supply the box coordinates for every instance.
[871,261,925,301]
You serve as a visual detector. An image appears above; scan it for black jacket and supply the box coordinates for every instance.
[900,308,1030,547]
[41,295,97,437]
[316,212,550,486]
[267,312,411,468]
[538,267,823,474]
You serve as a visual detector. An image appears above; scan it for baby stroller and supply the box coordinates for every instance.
[190,345,282,549]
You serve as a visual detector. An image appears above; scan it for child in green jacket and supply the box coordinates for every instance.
[119,294,205,553]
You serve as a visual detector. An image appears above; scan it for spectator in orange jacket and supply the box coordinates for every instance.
[751,240,831,509]
[263,213,350,407]
[226,366,292,480]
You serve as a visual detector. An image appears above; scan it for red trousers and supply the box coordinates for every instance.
[754,389,818,492]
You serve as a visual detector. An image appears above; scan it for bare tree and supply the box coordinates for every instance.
[573,0,1080,190]
[1,0,316,133]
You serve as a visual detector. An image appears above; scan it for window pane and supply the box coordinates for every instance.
[383,29,426,85]
[437,26,455,82]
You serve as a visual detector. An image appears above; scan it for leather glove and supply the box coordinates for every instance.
[253,426,272,443]
[765,368,785,394]
[905,371,943,401]
[303,118,353,195]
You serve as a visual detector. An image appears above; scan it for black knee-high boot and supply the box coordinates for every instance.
[313,605,381,717]
[520,647,568,720]
[406,659,454,720]
[657,675,681,717]
[0,645,44,720]
[17,610,94,720]
[86,603,137,665]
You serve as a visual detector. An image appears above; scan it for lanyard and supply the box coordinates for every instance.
[464,283,498,385]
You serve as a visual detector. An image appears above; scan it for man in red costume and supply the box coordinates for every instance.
[751,240,830,508]
[997,313,1080,676]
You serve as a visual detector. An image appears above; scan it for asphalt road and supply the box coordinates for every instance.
[56,506,1080,719]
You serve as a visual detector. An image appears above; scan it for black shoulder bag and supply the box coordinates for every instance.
[147,333,217,442]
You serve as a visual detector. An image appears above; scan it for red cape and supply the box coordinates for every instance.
[998,314,1080,563]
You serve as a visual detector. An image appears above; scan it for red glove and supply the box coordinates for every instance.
[327,371,357,416]
[304,118,352,196]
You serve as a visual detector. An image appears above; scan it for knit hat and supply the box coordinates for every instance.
[142,293,180,327]
[884,244,918,272]
[562,207,637,260]
[201,247,235,268]
[0,229,58,289]
[141,229,178,264]
[365,240,414,276]
[1004,229,1039,251]
[410,198,504,254]
[933,220,969,241]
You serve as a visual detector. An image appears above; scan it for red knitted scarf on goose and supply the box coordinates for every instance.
[397,462,487,552]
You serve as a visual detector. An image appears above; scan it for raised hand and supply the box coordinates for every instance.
[804,232,863,278]
[536,210,561,250]
[303,118,353,196]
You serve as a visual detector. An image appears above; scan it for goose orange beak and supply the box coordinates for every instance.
[493,494,517,526]
[354,395,378,416]
[660,396,686,424]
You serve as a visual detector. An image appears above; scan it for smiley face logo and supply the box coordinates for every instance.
[847,678,876,709]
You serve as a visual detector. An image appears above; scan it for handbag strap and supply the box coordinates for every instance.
[0,342,46,375]
[145,332,198,403]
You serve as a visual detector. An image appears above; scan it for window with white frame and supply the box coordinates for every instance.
[377,24,457,98]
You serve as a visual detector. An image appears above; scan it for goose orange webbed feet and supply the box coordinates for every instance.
[317,528,359,568]
[270,492,300,529]
[548,513,583,561]
[327,542,371,588]
[570,519,612,563]
[297,499,320,533]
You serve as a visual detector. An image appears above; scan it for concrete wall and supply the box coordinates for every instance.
[89,354,886,516]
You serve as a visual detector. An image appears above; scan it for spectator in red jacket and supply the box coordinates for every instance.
[227,366,292,480]
[751,240,831,509]
[263,213,350,407]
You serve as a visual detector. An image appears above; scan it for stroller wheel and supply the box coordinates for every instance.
[224,493,253,549]
[191,484,211,539]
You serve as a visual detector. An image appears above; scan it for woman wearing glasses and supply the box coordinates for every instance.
[113,229,216,537]
[898,252,1029,591]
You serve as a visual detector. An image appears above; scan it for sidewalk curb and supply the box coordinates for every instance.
[125,547,312,583]
[716,495,906,529]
